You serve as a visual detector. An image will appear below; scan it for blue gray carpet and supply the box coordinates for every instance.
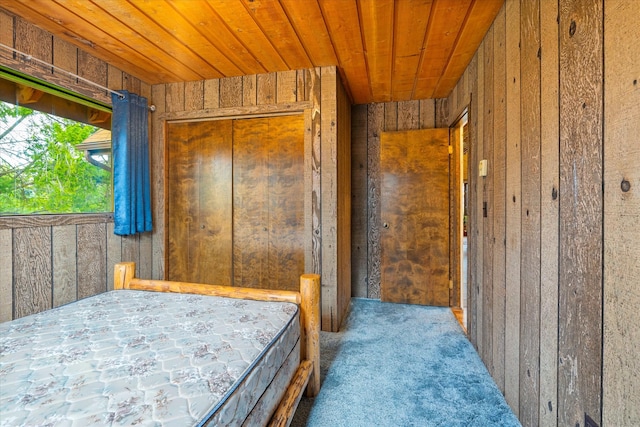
[291,298,520,427]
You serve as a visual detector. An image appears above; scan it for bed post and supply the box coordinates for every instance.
[114,262,136,290]
[300,273,320,397]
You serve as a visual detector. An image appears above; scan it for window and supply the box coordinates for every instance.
[0,72,112,215]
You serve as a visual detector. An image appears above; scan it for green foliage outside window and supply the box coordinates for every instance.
[0,101,111,215]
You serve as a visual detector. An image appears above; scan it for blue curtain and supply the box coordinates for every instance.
[111,90,152,235]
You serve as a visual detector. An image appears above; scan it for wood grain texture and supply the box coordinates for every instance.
[474,43,485,359]
[13,227,52,319]
[336,73,352,326]
[233,118,270,288]
[603,2,640,425]
[265,115,305,291]
[0,229,12,322]
[320,66,338,330]
[558,0,604,425]
[351,104,368,298]
[52,225,77,307]
[491,6,507,395]
[204,79,220,109]
[519,1,541,424]
[419,99,436,129]
[52,37,77,75]
[380,128,450,306]
[165,82,185,113]
[0,213,113,230]
[185,80,205,111]
[150,83,166,280]
[277,70,298,104]
[503,0,521,415]
[242,74,257,106]
[481,25,495,373]
[308,68,322,277]
[106,223,122,292]
[539,0,559,424]
[257,72,276,105]
[77,223,106,299]
[366,103,384,299]
[0,9,13,46]
[220,76,243,108]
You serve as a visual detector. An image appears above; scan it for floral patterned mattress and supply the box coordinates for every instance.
[0,290,300,426]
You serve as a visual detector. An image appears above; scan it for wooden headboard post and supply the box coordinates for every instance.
[114,262,135,290]
[300,274,321,397]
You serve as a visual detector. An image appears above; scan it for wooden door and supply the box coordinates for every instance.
[380,128,450,306]
[166,120,233,285]
[232,115,305,291]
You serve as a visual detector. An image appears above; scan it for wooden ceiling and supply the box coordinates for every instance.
[0,0,503,104]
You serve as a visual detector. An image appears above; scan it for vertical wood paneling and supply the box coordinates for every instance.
[384,102,397,131]
[106,223,122,291]
[13,227,52,319]
[539,0,560,425]
[474,43,485,359]
[204,79,220,109]
[277,70,298,103]
[603,2,640,425]
[166,82,186,112]
[14,17,51,62]
[336,74,351,323]
[0,229,12,322]
[309,68,322,277]
[138,82,153,280]
[150,83,166,280]
[77,223,106,299]
[351,104,368,298]
[0,10,13,46]
[185,80,205,111]
[519,1,542,424]
[558,1,604,425]
[503,0,521,415]
[52,225,77,307]
[397,100,420,130]
[491,7,507,394]
[257,72,276,105]
[419,99,435,128]
[78,49,107,86]
[52,38,77,75]
[367,103,384,299]
[467,52,479,348]
[243,74,257,106]
[321,66,338,330]
[220,76,243,108]
[482,26,495,373]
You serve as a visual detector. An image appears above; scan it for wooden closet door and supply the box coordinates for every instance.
[233,115,305,290]
[166,120,233,285]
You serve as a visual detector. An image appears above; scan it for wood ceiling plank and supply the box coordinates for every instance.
[168,0,266,76]
[0,0,180,83]
[318,0,369,104]
[433,0,504,98]
[414,0,473,100]
[206,0,288,72]
[279,0,337,67]
[95,0,226,79]
[392,0,433,101]
[240,0,312,70]
[358,0,394,103]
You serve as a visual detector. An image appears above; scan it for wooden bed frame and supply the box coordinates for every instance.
[114,262,320,427]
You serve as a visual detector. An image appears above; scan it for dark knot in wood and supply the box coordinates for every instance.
[569,20,577,37]
[621,179,631,193]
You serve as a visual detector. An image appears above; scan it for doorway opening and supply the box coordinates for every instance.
[452,110,469,330]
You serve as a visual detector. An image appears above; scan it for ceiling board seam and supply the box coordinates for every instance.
[316,0,356,103]
[432,0,476,98]
[9,0,182,83]
[355,0,373,103]
[277,0,315,68]
[127,0,225,78]
[411,0,436,100]
[204,1,268,74]
[238,0,296,70]
[167,0,259,76]
[82,0,211,80]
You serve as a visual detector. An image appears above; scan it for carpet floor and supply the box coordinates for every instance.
[290,298,521,427]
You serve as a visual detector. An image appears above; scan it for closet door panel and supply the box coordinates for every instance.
[267,115,305,291]
[233,118,270,288]
[167,120,233,285]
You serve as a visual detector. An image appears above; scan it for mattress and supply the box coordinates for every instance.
[0,290,300,427]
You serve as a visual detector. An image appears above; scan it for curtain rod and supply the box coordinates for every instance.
[0,42,125,99]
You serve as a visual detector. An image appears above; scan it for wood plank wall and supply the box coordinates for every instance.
[151,66,351,332]
[350,98,447,299]
[0,12,153,322]
[446,1,639,425]
[603,1,640,424]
